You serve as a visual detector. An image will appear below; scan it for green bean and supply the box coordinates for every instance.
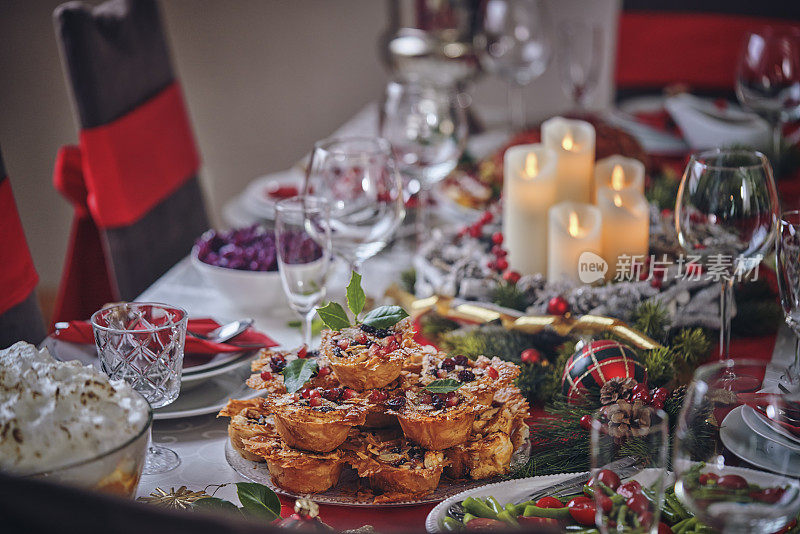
[597,481,617,497]
[497,510,520,528]
[462,497,497,519]
[522,504,571,519]
[666,494,691,520]
[503,503,519,517]
[486,496,504,515]
[441,517,462,531]
[463,513,477,525]
[671,517,694,534]
[616,504,628,527]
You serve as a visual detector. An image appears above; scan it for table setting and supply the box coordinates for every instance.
[5,2,800,533]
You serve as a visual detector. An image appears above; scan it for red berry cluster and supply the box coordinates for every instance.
[457,210,522,284]
[458,210,495,239]
[630,383,669,410]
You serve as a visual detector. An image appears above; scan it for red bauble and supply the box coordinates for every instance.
[521,348,542,364]
[561,340,647,403]
[547,296,570,316]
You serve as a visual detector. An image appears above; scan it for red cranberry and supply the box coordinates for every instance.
[317,366,331,377]
[309,388,321,399]
[355,333,368,345]
[260,371,273,381]
[309,396,322,407]
[487,260,497,270]
[301,388,311,399]
[342,388,357,400]
[631,383,649,396]
[480,212,494,224]
[632,390,652,405]
[297,345,308,359]
[436,369,448,378]
[323,388,343,401]
[337,339,350,350]
[446,396,459,408]
[491,232,504,245]
[369,390,389,403]
[491,244,507,257]
[486,366,499,379]
[468,225,482,238]
[652,387,669,401]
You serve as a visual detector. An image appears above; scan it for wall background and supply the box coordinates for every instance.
[0,0,619,305]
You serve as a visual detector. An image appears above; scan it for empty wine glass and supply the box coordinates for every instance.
[736,28,800,169]
[379,80,468,242]
[674,360,800,533]
[557,19,604,111]
[91,302,188,474]
[590,405,669,534]
[777,210,800,382]
[475,0,552,131]
[275,196,332,348]
[675,150,779,389]
[304,137,405,273]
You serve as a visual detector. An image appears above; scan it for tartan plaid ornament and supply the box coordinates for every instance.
[561,340,647,403]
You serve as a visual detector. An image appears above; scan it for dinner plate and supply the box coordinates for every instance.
[240,169,304,221]
[749,404,800,447]
[720,406,800,477]
[224,428,530,507]
[741,405,800,453]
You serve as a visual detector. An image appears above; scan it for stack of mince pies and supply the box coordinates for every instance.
[220,317,529,503]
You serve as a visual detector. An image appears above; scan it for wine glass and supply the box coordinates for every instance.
[274,196,332,348]
[590,406,669,533]
[674,360,800,533]
[557,19,604,112]
[304,137,405,273]
[736,28,800,171]
[379,80,468,242]
[777,210,800,382]
[91,302,187,474]
[475,0,552,131]
[675,149,779,389]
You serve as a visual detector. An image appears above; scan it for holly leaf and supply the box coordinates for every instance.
[281,358,319,394]
[192,497,239,513]
[316,302,351,330]
[236,482,281,520]
[361,305,408,329]
[346,271,366,319]
[424,379,463,394]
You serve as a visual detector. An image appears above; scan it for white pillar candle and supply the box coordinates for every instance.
[597,187,650,278]
[502,144,558,276]
[541,117,596,204]
[593,155,645,202]
[547,201,602,283]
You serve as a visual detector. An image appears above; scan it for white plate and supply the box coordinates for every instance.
[741,405,800,453]
[750,405,800,447]
[720,406,800,477]
[154,362,264,420]
[240,169,304,220]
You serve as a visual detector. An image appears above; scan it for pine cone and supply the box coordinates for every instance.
[602,399,653,443]
[600,377,638,405]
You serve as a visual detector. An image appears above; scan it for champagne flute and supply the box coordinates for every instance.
[275,196,332,348]
[777,210,800,382]
[557,19,604,112]
[304,137,405,273]
[674,360,800,533]
[735,28,800,170]
[675,149,779,390]
[475,0,552,131]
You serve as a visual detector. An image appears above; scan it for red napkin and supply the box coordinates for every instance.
[53,317,278,355]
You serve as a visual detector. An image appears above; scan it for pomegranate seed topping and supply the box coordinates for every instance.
[369,390,389,403]
[301,388,311,399]
[317,366,331,377]
[309,388,321,399]
[260,371,273,381]
[386,340,399,352]
[487,367,499,379]
[309,397,322,407]
[355,333,368,344]
[342,388,357,400]
[297,345,308,358]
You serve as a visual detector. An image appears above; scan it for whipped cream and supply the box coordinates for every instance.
[0,342,150,475]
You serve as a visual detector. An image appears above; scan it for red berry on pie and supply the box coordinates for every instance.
[297,345,308,359]
[487,366,499,379]
[260,371,273,381]
[342,388,357,400]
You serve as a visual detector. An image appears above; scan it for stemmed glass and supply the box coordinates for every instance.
[91,302,188,474]
[304,137,405,273]
[475,0,552,131]
[777,210,800,382]
[590,407,669,533]
[675,149,779,389]
[379,80,468,242]
[735,28,800,170]
[557,20,604,112]
[674,360,800,533]
[274,196,332,348]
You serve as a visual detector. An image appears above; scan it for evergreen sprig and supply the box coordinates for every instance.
[492,281,528,311]
[631,300,671,343]
[641,347,676,388]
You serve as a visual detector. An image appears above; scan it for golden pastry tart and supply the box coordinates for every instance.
[242,434,345,494]
[494,386,531,450]
[343,430,445,502]
[267,389,367,453]
[357,378,405,429]
[420,353,519,406]
[247,348,338,393]
[386,387,477,450]
[320,318,419,391]
[218,398,273,462]
[445,431,514,480]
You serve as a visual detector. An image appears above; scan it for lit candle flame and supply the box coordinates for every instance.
[611,164,625,190]
[613,194,623,207]
[568,211,580,237]
[562,132,575,151]
[524,153,538,178]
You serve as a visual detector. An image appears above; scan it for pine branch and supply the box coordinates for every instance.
[631,300,671,343]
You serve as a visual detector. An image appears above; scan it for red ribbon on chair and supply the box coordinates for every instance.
[0,177,39,315]
[52,82,200,324]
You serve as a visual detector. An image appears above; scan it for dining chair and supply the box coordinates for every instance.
[0,147,46,348]
[615,0,800,96]
[51,0,209,324]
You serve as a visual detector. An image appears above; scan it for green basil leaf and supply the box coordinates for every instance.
[361,305,409,329]
[316,302,351,330]
[281,358,319,394]
[424,379,463,393]
[235,482,281,520]
[192,497,239,513]
[346,271,366,319]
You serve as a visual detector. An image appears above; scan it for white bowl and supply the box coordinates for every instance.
[191,253,286,312]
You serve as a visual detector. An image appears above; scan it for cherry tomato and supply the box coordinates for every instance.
[535,496,564,508]
[589,469,621,490]
[567,496,596,526]
[297,344,308,358]
[617,480,642,499]
[596,492,613,513]
[751,487,786,504]
[464,518,507,530]
[698,473,719,485]
[638,511,654,529]
[657,522,673,534]
[717,474,748,490]
[626,494,649,515]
